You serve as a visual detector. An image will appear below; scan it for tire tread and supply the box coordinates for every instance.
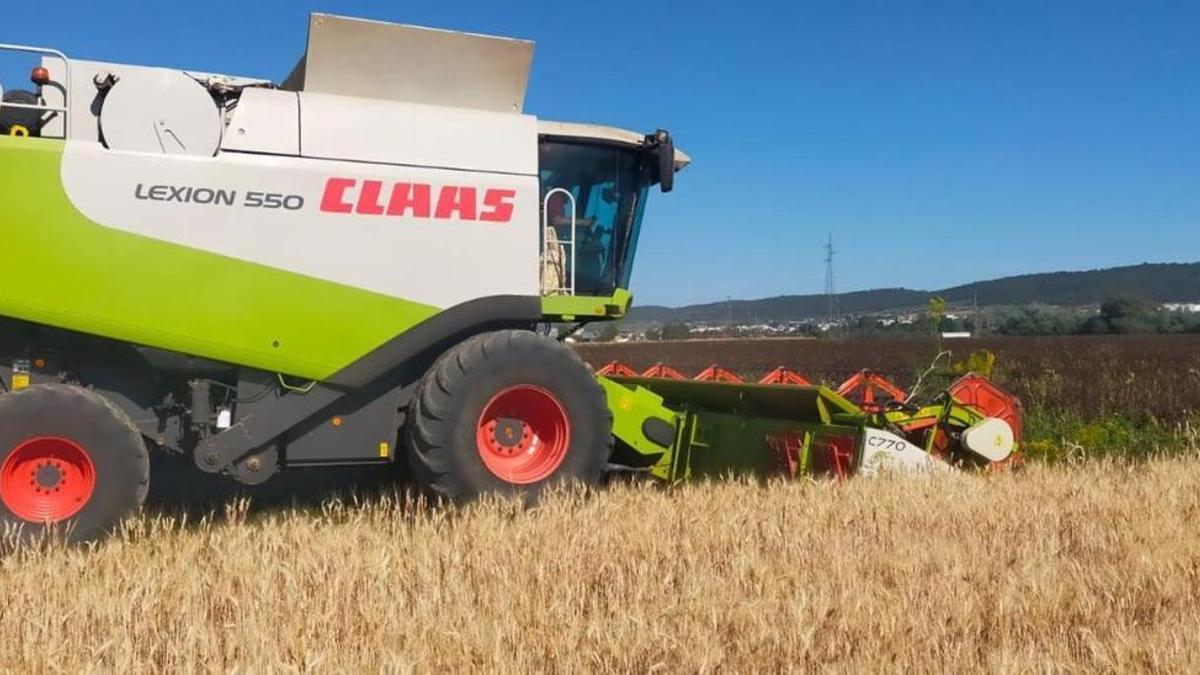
[405,330,611,500]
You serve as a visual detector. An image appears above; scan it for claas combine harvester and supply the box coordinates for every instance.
[0,14,1022,542]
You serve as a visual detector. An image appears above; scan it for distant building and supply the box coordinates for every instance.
[941,331,972,339]
[1163,303,1200,313]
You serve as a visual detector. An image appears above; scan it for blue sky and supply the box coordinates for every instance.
[4,1,1197,306]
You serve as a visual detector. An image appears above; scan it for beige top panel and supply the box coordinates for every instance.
[283,13,533,113]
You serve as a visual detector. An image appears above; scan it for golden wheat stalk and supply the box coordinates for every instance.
[2,459,1198,672]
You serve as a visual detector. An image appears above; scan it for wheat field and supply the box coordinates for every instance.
[3,459,1200,672]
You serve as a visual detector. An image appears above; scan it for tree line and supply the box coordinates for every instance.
[606,296,1200,342]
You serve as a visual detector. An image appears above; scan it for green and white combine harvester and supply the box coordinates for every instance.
[0,14,1021,542]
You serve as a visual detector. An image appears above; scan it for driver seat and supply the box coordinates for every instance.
[541,226,567,294]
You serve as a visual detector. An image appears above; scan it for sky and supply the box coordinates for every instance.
[4,1,1198,306]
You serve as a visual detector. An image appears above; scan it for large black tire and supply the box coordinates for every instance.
[0,385,149,543]
[406,330,612,501]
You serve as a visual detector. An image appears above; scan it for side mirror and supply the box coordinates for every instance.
[657,137,676,192]
[656,131,675,193]
[646,129,675,193]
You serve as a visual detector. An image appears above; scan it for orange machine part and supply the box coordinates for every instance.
[766,431,805,478]
[596,361,639,377]
[947,374,1024,444]
[758,367,811,386]
[693,364,743,383]
[766,432,855,481]
[836,369,907,411]
[642,363,688,380]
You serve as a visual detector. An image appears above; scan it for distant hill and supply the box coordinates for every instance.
[628,262,1200,324]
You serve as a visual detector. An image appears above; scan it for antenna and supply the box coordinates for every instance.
[823,234,838,326]
[973,291,982,337]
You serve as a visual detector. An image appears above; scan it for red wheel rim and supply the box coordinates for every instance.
[0,436,96,523]
[476,385,571,484]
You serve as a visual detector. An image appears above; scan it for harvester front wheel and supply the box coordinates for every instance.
[406,330,612,500]
[0,385,149,543]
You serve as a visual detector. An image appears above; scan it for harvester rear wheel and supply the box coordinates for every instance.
[0,385,149,543]
[406,330,612,501]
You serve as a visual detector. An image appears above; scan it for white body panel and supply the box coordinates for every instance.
[99,68,223,157]
[33,31,680,312]
[43,59,538,174]
[40,59,267,144]
[222,89,300,156]
[858,428,952,478]
[61,142,540,308]
[962,418,1015,462]
[298,92,537,174]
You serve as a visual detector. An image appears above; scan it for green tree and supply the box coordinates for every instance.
[939,316,965,333]
[994,304,1079,336]
[1087,296,1161,334]
[928,297,947,336]
[659,322,692,341]
[595,322,620,342]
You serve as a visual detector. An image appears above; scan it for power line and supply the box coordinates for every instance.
[823,234,838,325]
[973,291,980,337]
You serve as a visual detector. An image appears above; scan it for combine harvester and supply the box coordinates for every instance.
[0,14,1021,542]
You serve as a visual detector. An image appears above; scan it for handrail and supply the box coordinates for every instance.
[541,188,578,295]
[0,43,71,138]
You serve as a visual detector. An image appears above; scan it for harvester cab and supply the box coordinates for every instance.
[538,126,681,297]
[0,13,1018,545]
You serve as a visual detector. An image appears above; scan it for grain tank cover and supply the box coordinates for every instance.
[282,13,534,113]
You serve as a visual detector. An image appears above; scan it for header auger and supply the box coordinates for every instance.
[0,13,1019,544]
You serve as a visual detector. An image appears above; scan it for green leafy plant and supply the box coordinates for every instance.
[953,349,997,378]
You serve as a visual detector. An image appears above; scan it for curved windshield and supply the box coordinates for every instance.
[539,140,652,296]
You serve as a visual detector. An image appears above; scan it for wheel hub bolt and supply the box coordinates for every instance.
[34,463,63,489]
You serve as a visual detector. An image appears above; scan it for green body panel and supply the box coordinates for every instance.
[674,411,860,480]
[599,375,870,481]
[0,137,439,379]
[608,376,861,422]
[599,374,1013,481]
[541,288,633,320]
[598,376,676,468]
